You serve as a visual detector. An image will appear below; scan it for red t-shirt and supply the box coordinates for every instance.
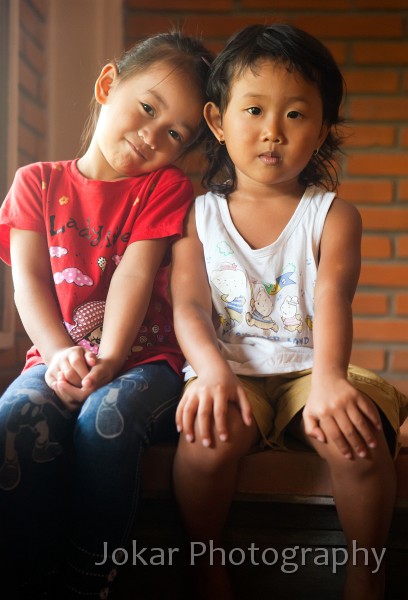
[0,160,193,375]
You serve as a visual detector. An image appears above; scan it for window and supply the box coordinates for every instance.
[0,0,17,348]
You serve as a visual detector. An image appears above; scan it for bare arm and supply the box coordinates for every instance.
[10,229,96,407]
[303,198,381,457]
[77,237,168,391]
[170,207,252,446]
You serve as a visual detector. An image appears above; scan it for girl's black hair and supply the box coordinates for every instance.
[79,31,214,156]
[202,23,346,195]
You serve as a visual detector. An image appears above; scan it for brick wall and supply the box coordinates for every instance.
[1,0,407,397]
[124,0,408,394]
[0,0,48,392]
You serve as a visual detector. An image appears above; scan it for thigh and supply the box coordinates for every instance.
[76,361,182,446]
[69,362,182,552]
[0,365,76,491]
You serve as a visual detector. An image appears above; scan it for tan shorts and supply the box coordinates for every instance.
[186,364,408,457]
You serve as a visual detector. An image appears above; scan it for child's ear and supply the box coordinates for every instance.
[94,63,119,105]
[204,102,224,143]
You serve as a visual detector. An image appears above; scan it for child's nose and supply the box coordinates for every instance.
[137,127,157,150]
[262,119,284,144]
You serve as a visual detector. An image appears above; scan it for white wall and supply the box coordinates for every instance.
[47,0,123,160]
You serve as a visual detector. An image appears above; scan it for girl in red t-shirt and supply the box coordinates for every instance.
[0,31,213,598]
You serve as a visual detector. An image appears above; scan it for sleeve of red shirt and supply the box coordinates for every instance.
[0,163,45,265]
[128,165,194,244]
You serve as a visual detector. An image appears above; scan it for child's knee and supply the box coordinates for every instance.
[176,433,244,475]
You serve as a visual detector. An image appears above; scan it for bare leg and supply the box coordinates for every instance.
[289,407,396,600]
[173,406,260,600]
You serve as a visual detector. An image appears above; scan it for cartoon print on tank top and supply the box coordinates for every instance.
[210,240,309,345]
[280,295,303,333]
[210,263,247,328]
[246,283,278,336]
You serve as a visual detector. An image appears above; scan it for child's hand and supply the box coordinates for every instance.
[45,346,96,388]
[50,356,121,410]
[303,376,382,459]
[176,369,252,447]
[81,357,121,390]
[45,347,97,410]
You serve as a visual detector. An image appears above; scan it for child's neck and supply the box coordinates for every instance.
[226,183,306,250]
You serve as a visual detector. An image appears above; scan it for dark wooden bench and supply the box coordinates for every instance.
[142,419,408,505]
[117,421,408,599]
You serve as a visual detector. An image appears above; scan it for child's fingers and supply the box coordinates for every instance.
[237,387,252,427]
[58,356,83,387]
[84,351,98,368]
[181,395,200,443]
[345,406,378,454]
[318,415,353,459]
[356,397,382,431]
[303,412,326,444]
[175,395,187,432]
[197,395,215,447]
[52,380,85,410]
[59,347,90,384]
[213,391,229,442]
[334,411,368,457]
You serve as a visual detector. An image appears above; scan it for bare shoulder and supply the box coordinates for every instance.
[320,196,362,263]
[325,196,362,236]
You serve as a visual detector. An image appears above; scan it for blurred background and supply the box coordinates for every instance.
[1,0,408,396]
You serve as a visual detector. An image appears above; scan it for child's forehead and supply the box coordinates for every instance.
[123,61,197,94]
[229,58,304,91]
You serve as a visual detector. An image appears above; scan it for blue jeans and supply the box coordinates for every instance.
[0,362,182,598]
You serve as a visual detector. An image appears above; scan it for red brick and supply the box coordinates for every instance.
[353,292,388,314]
[349,98,408,121]
[350,347,385,371]
[390,350,408,373]
[401,128,408,147]
[354,319,408,342]
[323,43,347,66]
[343,70,399,93]
[395,294,408,316]
[399,181,408,201]
[350,345,385,371]
[343,125,395,148]
[396,237,408,258]
[347,154,408,177]
[359,264,408,287]
[339,180,393,204]
[388,378,408,397]
[361,236,392,259]
[126,14,283,40]
[353,42,408,65]
[359,208,408,230]
[294,15,403,38]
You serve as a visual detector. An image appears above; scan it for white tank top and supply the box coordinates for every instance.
[183,185,336,379]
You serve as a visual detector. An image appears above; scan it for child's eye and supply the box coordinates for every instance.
[168,129,182,142]
[287,110,302,119]
[141,103,155,116]
[247,106,261,115]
